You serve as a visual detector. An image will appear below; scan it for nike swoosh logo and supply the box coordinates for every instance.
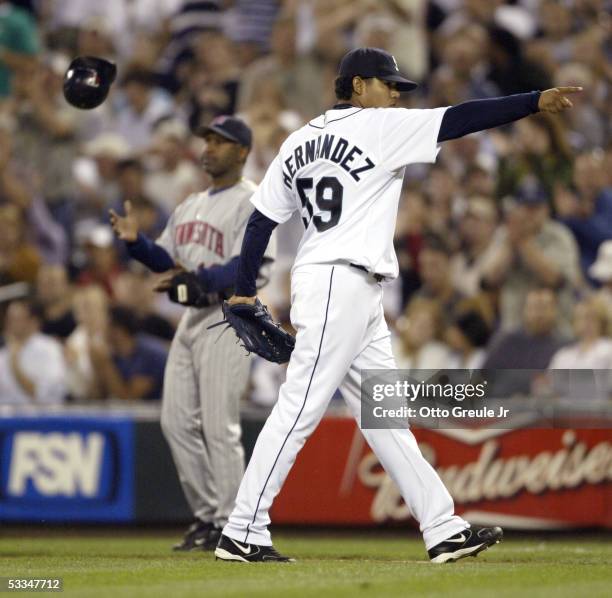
[230,538,252,555]
[447,534,467,544]
[194,538,206,546]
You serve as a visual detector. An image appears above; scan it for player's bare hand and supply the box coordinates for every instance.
[109,200,139,242]
[538,87,583,114]
[153,264,186,292]
[227,295,257,306]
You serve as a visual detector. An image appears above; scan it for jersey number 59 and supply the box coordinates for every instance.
[297,176,343,232]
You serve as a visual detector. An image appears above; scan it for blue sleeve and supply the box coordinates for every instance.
[438,92,541,142]
[560,217,612,247]
[235,210,278,297]
[197,257,240,293]
[126,232,175,272]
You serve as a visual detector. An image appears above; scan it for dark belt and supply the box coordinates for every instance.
[350,263,385,282]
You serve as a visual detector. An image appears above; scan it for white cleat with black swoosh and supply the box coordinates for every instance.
[428,526,503,563]
[215,534,295,563]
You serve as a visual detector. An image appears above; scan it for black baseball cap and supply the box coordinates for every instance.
[196,115,252,147]
[338,47,418,92]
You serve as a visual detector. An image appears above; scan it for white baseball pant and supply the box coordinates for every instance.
[223,263,468,549]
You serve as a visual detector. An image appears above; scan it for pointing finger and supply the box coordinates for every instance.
[124,200,133,215]
[555,86,583,94]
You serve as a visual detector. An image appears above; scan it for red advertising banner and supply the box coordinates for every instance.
[271,418,612,528]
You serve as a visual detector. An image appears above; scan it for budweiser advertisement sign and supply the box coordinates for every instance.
[271,418,612,528]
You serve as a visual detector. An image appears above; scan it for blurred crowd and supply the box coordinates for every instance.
[0,0,611,405]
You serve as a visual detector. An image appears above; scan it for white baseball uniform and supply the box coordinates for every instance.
[223,105,469,549]
[158,179,274,527]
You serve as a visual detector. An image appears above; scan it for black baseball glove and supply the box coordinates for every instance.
[167,271,209,307]
[209,299,295,364]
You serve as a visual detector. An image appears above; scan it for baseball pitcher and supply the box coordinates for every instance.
[212,48,580,563]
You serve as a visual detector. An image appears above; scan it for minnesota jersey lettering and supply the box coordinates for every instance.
[156,181,276,270]
[282,134,375,189]
[175,221,225,258]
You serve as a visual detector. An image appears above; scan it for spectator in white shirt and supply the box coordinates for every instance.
[549,296,612,370]
[0,299,67,404]
[548,296,612,401]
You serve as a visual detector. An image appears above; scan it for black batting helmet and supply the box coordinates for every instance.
[63,56,117,110]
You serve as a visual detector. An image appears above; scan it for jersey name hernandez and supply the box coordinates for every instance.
[175,221,225,257]
[281,134,375,188]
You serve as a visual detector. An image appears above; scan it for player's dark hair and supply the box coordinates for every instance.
[334,76,355,100]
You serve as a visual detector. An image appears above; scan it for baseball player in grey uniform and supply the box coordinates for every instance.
[110,116,275,551]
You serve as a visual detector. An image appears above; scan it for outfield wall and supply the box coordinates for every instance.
[0,405,610,528]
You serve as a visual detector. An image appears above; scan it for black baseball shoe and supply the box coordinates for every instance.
[173,520,221,551]
[215,534,295,563]
[428,526,503,563]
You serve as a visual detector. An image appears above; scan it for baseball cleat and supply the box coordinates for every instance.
[215,534,295,563]
[173,520,221,551]
[428,526,503,563]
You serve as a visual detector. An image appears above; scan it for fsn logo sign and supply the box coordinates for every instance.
[8,432,105,497]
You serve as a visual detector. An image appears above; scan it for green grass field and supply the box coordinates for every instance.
[0,530,610,598]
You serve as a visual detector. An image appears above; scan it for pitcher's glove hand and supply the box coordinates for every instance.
[167,271,209,307]
[209,299,295,363]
